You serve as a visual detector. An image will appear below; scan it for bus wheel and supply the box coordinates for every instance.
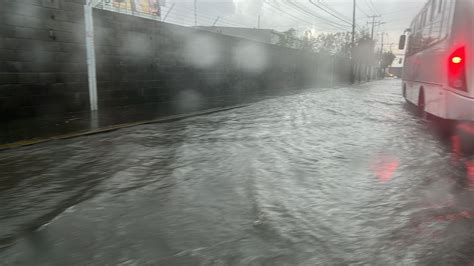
[418,89,428,119]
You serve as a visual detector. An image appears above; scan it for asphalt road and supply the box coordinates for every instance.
[2,79,474,265]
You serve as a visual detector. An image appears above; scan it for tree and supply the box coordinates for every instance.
[380,52,396,69]
[310,31,352,56]
[302,30,315,51]
[309,30,374,61]
[278,28,297,48]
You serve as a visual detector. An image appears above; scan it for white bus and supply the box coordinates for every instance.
[399,0,473,121]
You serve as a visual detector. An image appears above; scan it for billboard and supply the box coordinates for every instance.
[99,0,161,18]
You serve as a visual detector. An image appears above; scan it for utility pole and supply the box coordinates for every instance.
[351,0,356,51]
[257,15,261,29]
[194,0,197,26]
[351,0,356,84]
[367,15,381,40]
[380,32,387,54]
[379,32,387,78]
[84,2,98,111]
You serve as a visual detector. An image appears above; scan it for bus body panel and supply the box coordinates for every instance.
[446,91,474,120]
[402,0,474,121]
[448,0,472,98]
[466,0,474,98]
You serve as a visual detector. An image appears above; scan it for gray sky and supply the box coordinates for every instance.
[162,0,427,51]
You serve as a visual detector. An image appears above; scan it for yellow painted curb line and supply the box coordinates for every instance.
[0,105,248,151]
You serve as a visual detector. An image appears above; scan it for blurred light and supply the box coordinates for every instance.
[451,135,461,165]
[457,123,474,134]
[466,161,474,186]
[377,161,399,182]
[233,42,268,74]
[184,34,220,69]
[452,56,462,64]
[448,46,467,90]
[371,155,399,183]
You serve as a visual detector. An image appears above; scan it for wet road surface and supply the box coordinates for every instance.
[2,79,474,265]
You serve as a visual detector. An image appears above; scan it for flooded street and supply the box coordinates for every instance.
[2,79,474,265]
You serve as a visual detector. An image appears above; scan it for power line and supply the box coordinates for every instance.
[177,4,250,28]
[285,0,348,27]
[161,1,252,28]
[367,15,381,39]
[263,0,317,28]
[308,0,353,26]
[356,4,370,17]
[162,3,175,22]
[162,4,207,26]
[319,0,353,22]
[369,0,380,15]
[168,10,242,28]
[308,0,364,32]
[364,0,378,15]
[195,6,253,28]
[282,0,352,31]
[379,8,415,16]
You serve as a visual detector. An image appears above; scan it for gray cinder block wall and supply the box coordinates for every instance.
[0,0,351,122]
[0,0,89,121]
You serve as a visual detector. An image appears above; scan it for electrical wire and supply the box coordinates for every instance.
[175,4,250,28]
[308,0,353,25]
[282,0,352,31]
[356,3,370,17]
[318,0,353,22]
[365,0,379,16]
[316,0,365,32]
[263,0,317,27]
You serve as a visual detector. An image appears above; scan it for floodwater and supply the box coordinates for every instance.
[2,79,474,265]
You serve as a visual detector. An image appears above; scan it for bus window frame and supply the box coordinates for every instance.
[406,0,453,57]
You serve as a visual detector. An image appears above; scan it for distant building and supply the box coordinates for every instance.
[195,26,303,49]
[389,50,405,77]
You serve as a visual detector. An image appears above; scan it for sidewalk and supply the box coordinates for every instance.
[0,102,247,149]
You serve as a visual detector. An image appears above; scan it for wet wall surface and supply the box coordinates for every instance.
[1,0,350,124]
[2,79,474,265]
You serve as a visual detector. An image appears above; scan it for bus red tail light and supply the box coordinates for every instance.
[448,47,467,91]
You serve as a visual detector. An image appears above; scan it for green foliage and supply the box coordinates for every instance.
[303,29,387,67]
[278,28,297,48]
[305,30,372,57]
[309,31,353,56]
[380,52,396,69]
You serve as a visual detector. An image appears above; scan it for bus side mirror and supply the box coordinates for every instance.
[399,35,406,50]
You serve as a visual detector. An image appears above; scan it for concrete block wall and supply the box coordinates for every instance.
[93,8,351,115]
[0,0,352,123]
[0,0,89,121]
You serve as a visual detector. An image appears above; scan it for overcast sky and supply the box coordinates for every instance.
[161,0,427,51]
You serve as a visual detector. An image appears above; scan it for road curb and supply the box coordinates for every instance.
[0,105,248,151]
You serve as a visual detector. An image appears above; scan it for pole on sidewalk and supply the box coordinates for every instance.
[84,3,98,111]
[380,32,385,53]
[367,15,381,40]
[380,32,386,78]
